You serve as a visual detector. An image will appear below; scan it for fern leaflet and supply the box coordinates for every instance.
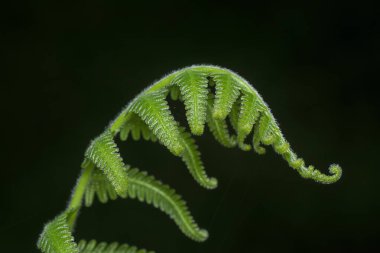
[78,240,154,253]
[84,166,207,241]
[37,211,78,253]
[126,168,208,241]
[85,130,128,197]
[236,91,260,151]
[173,69,209,135]
[130,89,184,156]
[206,94,236,148]
[178,127,218,189]
[211,72,241,120]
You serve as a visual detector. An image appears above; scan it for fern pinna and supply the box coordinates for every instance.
[38,65,342,253]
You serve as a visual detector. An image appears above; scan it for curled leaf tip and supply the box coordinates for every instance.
[207,177,218,189]
[301,163,342,184]
[197,229,209,242]
[326,164,343,183]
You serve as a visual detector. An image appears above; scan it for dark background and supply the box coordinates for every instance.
[1,0,379,252]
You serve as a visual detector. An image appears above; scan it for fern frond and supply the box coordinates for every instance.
[77,240,154,253]
[39,64,343,253]
[38,211,79,253]
[206,95,236,148]
[126,168,208,242]
[211,73,241,120]
[173,69,209,135]
[85,130,128,197]
[130,89,184,156]
[179,127,218,189]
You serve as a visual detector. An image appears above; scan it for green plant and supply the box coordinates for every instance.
[37,65,342,253]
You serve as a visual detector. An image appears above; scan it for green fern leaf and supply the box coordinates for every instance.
[179,127,218,189]
[211,73,241,120]
[77,240,154,253]
[173,69,209,135]
[206,95,236,148]
[130,89,184,156]
[85,130,128,197]
[236,91,261,151]
[37,211,79,253]
[251,112,271,155]
[127,168,208,242]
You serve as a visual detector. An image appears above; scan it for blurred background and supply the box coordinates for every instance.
[1,0,379,252]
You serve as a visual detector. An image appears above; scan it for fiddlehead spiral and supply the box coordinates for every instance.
[38,65,342,253]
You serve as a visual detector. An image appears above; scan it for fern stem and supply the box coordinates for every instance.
[67,163,95,229]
